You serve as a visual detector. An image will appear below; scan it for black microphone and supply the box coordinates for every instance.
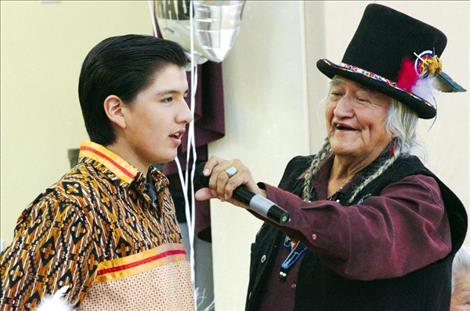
[194,163,290,225]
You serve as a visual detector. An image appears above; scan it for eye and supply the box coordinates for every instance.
[355,90,371,104]
[355,95,371,104]
[329,90,343,98]
[161,96,174,103]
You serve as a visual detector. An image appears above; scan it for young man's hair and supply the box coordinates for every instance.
[78,34,188,145]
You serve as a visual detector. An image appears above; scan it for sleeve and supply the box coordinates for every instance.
[0,193,98,309]
[261,174,451,280]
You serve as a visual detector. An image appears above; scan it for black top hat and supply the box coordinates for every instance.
[317,4,465,119]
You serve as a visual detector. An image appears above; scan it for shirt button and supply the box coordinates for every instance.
[312,233,317,240]
[248,291,253,300]
[260,254,267,263]
[291,283,297,289]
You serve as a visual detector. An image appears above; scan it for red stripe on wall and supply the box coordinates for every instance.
[97,249,186,276]
[80,146,135,179]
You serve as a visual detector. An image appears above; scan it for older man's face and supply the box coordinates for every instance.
[451,268,470,310]
[325,76,392,160]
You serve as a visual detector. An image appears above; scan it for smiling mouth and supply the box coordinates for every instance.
[334,123,357,131]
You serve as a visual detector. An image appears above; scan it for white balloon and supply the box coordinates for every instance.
[155,0,245,64]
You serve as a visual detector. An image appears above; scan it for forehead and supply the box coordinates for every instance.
[329,76,391,104]
[329,76,372,92]
[149,64,188,92]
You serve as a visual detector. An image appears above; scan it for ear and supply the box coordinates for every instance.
[103,95,127,129]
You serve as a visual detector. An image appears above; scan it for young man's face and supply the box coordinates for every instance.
[122,64,192,168]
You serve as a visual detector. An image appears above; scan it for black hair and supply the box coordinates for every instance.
[78,34,188,145]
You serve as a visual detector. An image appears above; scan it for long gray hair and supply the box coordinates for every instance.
[302,99,419,203]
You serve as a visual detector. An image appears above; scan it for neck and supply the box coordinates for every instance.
[331,154,373,181]
[328,147,387,197]
[106,138,149,174]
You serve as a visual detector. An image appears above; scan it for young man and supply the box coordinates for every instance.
[0,35,194,310]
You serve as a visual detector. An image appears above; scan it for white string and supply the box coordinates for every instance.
[187,1,198,309]
[147,0,158,37]
[189,72,198,237]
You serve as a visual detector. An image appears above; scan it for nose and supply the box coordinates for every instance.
[333,95,354,118]
[177,100,193,124]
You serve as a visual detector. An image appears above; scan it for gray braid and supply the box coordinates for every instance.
[346,143,401,204]
[302,138,331,200]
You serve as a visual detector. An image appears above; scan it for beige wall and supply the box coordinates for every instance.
[1,1,469,311]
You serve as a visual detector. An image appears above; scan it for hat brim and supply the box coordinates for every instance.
[317,58,436,119]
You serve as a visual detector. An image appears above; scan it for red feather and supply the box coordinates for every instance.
[396,58,419,91]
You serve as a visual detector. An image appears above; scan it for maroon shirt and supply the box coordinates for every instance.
[257,156,451,310]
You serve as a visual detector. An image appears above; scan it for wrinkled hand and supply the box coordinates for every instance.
[194,156,265,208]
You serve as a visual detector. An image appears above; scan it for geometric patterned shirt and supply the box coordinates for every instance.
[0,141,194,310]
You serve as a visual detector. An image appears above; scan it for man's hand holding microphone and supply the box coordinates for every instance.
[195,157,290,225]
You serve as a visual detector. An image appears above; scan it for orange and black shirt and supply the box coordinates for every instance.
[0,141,194,310]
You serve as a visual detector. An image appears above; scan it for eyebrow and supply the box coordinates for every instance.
[329,78,343,87]
[155,89,189,97]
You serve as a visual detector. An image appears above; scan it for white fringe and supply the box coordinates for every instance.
[35,286,73,311]
[34,286,215,310]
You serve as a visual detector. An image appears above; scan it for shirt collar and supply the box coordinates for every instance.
[145,165,170,203]
[78,141,170,194]
[78,141,140,185]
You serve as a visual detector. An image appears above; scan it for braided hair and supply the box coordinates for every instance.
[302,138,331,200]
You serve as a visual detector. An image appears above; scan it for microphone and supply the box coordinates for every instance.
[194,163,290,225]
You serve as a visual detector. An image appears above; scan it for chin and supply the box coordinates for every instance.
[332,150,354,157]
[153,157,175,165]
[330,142,354,155]
[158,153,178,164]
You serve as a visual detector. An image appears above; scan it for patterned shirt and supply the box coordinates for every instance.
[0,141,194,310]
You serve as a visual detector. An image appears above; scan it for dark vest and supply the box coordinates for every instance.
[246,155,467,311]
